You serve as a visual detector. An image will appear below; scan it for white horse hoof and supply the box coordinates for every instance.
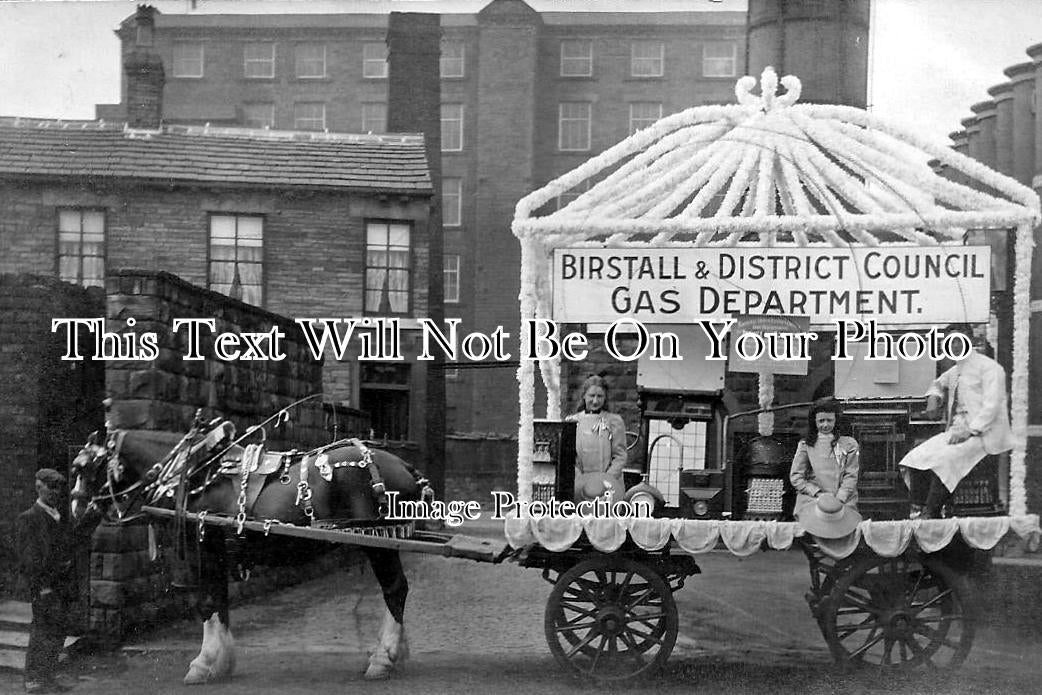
[363,663,392,681]
[183,663,213,685]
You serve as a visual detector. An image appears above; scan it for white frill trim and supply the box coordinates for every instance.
[505,515,1042,560]
[860,520,916,558]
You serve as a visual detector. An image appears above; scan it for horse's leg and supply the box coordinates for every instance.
[362,546,410,680]
[184,528,236,685]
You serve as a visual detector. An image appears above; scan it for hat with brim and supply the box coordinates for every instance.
[799,493,862,539]
[574,472,625,502]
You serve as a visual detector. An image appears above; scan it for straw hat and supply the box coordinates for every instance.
[798,493,862,539]
[574,472,625,502]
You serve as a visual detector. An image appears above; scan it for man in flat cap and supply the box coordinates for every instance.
[15,469,100,693]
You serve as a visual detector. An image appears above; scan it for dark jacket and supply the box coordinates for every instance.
[14,503,97,602]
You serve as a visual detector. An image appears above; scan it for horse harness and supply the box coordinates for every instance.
[230,437,412,533]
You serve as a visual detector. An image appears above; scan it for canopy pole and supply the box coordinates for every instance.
[517,238,538,502]
[1009,220,1035,517]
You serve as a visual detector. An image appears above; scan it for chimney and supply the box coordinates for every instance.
[386,12,446,495]
[125,6,164,128]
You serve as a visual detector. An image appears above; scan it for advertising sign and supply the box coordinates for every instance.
[551,246,991,327]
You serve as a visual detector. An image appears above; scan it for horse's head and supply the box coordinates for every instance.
[70,415,236,521]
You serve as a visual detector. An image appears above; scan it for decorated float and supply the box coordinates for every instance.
[504,68,1042,680]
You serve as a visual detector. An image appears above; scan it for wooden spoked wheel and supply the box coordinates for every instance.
[544,556,678,682]
[820,554,975,670]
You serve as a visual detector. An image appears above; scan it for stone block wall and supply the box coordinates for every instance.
[104,269,330,449]
[0,274,105,596]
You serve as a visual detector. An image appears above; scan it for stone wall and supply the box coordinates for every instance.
[0,274,106,596]
[104,269,332,448]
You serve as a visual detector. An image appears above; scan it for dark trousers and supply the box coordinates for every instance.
[25,593,67,683]
[907,468,952,517]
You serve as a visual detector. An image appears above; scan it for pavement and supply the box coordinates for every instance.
[2,516,1042,694]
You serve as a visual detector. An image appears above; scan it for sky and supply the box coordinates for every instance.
[2,0,1042,146]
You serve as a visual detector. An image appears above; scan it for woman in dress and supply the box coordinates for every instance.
[789,399,861,520]
[566,376,628,496]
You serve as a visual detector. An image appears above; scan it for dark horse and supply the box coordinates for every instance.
[70,408,427,684]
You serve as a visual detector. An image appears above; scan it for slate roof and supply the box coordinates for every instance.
[0,119,432,195]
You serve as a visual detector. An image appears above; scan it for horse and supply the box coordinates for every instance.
[70,408,430,684]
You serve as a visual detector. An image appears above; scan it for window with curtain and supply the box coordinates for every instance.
[365,221,412,315]
[58,208,105,288]
[209,214,263,306]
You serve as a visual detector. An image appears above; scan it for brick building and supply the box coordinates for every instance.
[0,116,433,444]
[95,0,750,434]
[944,47,1042,511]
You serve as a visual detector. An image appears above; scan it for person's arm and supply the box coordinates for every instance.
[789,441,822,497]
[15,513,47,596]
[836,438,860,505]
[924,368,952,420]
[605,415,628,477]
[967,360,1007,436]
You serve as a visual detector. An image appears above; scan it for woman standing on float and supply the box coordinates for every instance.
[567,376,628,498]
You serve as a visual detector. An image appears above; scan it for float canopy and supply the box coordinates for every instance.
[511,69,1040,513]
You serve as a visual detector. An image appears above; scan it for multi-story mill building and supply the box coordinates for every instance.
[95,0,750,435]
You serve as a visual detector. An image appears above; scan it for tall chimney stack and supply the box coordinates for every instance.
[746,0,870,107]
[125,5,165,129]
[386,12,446,495]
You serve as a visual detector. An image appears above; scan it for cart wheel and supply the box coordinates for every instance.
[544,556,678,682]
[820,554,975,670]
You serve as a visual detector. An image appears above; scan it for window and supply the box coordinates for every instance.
[244,42,275,78]
[443,177,462,227]
[243,103,275,129]
[209,214,263,306]
[58,209,104,288]
[172,42,204,78]
[295,43,326,78]
[558,102,591,151]
[703,41,737,77]
[629,102,662,134]
[359,363,411,441]
[441,104,463,152]
[361,102,386,134]
[365,221,411,315]
[444,254,460,303]
[293,102,326,131]
[560,40,592,76]
[631,41,664,77]
[440,41,464,78]
[363,42,388,79]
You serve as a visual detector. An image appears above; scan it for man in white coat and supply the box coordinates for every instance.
[899,324,1017,518]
